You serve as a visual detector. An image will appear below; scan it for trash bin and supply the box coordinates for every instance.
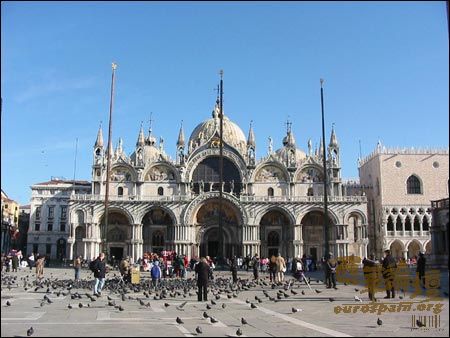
[131,266,140,284]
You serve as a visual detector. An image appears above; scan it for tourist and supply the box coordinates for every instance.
[275,253,286,283]
[382,249,397,299]
[325,253,338,289]
[195,257,210,302]
[74,255,82,281]
[252,253,260,280]
[416,252,426,288]
[362,254,378,301]
[91,252,107,296]
[150,260,162,289]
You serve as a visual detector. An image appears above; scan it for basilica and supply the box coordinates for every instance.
[67,99,368,262]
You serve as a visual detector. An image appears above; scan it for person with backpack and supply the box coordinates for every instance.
[230,256,238,284]
[150,260,162,289]
[90,252,106,296]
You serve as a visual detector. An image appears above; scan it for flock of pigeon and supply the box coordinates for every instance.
[1,270,428,337]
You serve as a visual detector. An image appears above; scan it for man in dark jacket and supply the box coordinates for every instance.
[362,254,378,301]
[382,249,397,299]
[416,252,426,288]
[230,256,238,284]
[92,252,107,296]
[252,254,260,280]
[195,257,210,302]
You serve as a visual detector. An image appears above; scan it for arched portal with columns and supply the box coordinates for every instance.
[301,210,337,261]
[259,208,293,259]
[407,240,421,259]
[142,207,174,256]
[99,210,133,262]
[389,240,405,259]
[192,198,242,259]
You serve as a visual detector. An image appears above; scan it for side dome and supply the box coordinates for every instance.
[188,104,247,154]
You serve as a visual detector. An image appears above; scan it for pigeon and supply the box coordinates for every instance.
[236,328,243,336]
[354,295,362,303]
[203,311,209,319]
[301,290,305,295]
[377,318,382,326]
[27,327,34,337]
[241,317,248,325]
[206,304,212,310]
[176,317,184,324]
[195,326,202,334]
[107,295,113,301]
[68,304,73,309]
[329,297,335,302]
[399,296,403,299]
[416,319,425,328]
[245,299,250,304]
[6,301,11,306]
[250,303,257,309]
[118,305,124,311]
[78,303,83,308]
[164,302,170,307]
[292,307,303,313]
[291,290,298,295]
[211,300,216,305]
[315,289,322,294]
[139,299,145,306]
[354,288,359,292]
[222,303,226,309]
[210,317,218,324]
[179,301,187,308]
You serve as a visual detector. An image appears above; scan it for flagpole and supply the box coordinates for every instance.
[103,62,117,259]
[320,79,330,259]
[218,69,224,267]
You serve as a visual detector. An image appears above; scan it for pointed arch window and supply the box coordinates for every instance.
[407,175,422,194]
[414,216,420,231]
[405,217,412,231]
[387,216,394,231]
[396,217,403,231]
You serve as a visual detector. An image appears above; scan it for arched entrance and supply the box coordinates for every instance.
[390,240,404,259]
[301,210,335,261]
[142,208,174,255]
[407,240,421,259]
[74,225,85,258]
[260,209,292,259]
[100,210,132,261]
[194,198,241,259]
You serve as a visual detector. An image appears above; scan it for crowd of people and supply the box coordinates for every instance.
[1,247,429,303]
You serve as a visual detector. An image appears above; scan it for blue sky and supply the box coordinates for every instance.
[1,1,448,204]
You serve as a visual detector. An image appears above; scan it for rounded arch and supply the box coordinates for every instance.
[344,210,368,225]
[142,162,181,182]
[141,207,175,226]
[108,163,138,182]
[297,207,339,226]
[71,209,86,224]
[256,206,295,226]
[183,192,247,226]
[389,239,405,258]
[189,155,242,195]
[185,149,247,184]
[295,164,324,183]
[407,239,422,258]
[252,161,290,183]
[95,206,135,225]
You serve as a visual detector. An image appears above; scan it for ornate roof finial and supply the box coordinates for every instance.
[177,120,185,147]
[94,122,104,148]
[329,123,338,147]
[136,122,145,147]
[247,120,256,148]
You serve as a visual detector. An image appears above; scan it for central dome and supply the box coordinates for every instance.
[188,104,247,154]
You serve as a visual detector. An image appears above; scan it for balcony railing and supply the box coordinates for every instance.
[71,194,191,202]
[71,194,367,204]
[240,195,367,203]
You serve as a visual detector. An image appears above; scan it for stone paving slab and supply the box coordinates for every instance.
[1,268,448,337]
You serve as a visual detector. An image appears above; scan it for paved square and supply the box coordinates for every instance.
[1,267,448,337]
